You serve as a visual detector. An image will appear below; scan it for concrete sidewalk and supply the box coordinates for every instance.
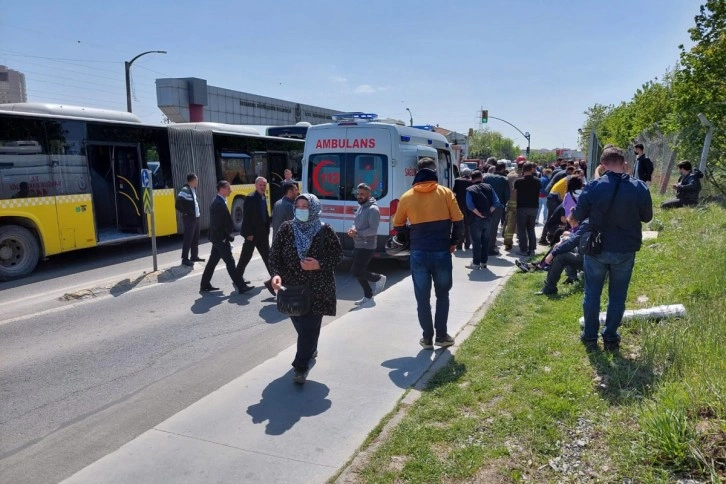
[62,250,521,484]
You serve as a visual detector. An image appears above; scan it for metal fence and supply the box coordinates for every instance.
[627,131,679,195]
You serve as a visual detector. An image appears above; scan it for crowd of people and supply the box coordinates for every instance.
[173,143,702,384]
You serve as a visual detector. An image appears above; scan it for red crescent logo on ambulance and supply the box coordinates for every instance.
[312,160,336,196]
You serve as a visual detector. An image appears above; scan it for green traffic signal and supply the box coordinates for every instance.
[481,110,488,123]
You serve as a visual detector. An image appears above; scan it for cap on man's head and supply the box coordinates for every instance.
[357,183,371,191]
[496,161,507,171]
[461,168,472,177]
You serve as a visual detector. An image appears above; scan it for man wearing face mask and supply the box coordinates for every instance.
[347,183,386,307]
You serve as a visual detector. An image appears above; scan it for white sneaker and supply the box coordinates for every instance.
[373,275,387,294]
[465,263,480,270]
[354,296,374,306]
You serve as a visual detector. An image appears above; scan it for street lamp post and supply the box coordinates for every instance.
[487,115,531,157]
[125,50,167,113]
[405,108,413,127]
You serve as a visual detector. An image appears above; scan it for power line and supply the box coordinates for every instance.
[0,50,123,76]
[0,48,119,64]
[0,22,120,54]
[28,77,147,99]
[2,52,164,85]
[135,64,173,78]
[6,58,123,82]
[21,69,125,91]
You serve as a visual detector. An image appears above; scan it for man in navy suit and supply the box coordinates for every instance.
[236,176,274,295]
[200,180,251,294]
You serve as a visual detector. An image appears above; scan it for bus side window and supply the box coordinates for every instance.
[0,117,51,199]
[47,120,89,196]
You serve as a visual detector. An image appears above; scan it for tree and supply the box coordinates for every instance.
[578,103,612,157]
[468,129,520,160]
[673,0,726,193]
[527,150,557,165]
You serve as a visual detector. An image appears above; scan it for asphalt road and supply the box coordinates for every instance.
[0,235,410,484]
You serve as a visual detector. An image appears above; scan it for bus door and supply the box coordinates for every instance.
[87,142,145,243]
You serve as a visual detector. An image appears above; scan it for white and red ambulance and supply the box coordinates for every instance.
[302,112,456,259]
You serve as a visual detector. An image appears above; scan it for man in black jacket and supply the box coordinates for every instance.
[633,143,654,185]
[176,173,203,267]
[514,162,541,256]
[200,181,250,294]
[661,160,702,209]
[236,177,274,294]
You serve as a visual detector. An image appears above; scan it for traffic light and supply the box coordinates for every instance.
[481,110,488,123]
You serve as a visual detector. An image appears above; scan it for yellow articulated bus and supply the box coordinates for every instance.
[0,103,303,281]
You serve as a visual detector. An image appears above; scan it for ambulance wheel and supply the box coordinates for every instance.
[0,225,40,281]
[231,197,245,233]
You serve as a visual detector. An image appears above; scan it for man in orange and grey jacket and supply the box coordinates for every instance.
[393,157,464,350]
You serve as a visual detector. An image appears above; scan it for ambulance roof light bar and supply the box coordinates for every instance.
[331,112,378,122]
[412,125,435,131]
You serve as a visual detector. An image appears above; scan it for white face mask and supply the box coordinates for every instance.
[295,208,310,222]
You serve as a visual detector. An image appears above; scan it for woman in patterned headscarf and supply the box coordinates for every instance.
[269,193,343,384]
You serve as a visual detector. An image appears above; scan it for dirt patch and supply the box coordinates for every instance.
[465,458,511,483]
[387,455,410,473]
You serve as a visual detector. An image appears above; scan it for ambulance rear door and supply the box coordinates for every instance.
[306,126,392,253]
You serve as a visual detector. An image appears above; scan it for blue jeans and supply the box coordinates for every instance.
[537,197,548,223]
[469,216,491,265]
[581,251,636,343]
[410,250,453,340]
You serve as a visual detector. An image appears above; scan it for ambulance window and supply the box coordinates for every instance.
[352,154,387,200]
[437,150,453,188]
[309,153,344,200]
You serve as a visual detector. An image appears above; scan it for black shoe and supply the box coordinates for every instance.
[603,340,620,352]
[200,285,220,292]
[515,260,531,273]
[581,339,599,352]
[419,337,434,350]
[535,289,557,296]
[191,257,205,262]
[435,334,455,347]
[236,283,253,294]
[293,367,308,384]
[264,280,275,296]
[563,277,579,285]
[538,239,549,246]
[488,250,500,256]
[182,259,194,267]
[527,250,535,257]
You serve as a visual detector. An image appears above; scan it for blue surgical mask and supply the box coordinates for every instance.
[295,208,310,222]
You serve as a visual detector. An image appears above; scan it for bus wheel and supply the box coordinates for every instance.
[231,197,245,233]
[0,225,40,281]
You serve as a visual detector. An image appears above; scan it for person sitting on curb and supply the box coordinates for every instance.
[535,217,587,295]
[661,160,703,209]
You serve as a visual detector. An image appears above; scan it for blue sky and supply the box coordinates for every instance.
[1,0,697,149]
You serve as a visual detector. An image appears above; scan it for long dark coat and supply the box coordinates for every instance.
[269,223,342,316]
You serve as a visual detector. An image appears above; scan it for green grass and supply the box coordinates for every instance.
[351,201,726,483]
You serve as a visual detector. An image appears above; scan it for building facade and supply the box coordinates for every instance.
[156,77,340,125]
[0,66,27,104]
